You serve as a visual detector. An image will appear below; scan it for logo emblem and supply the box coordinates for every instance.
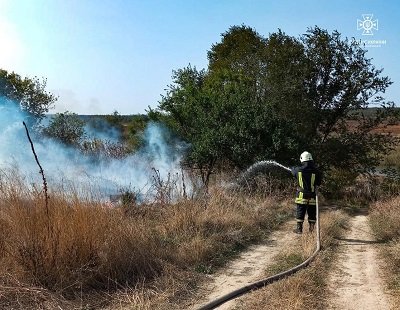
[357,14,378,35]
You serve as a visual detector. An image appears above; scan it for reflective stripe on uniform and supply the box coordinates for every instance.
[311,173,315,192]
[298,172,304,189]
[295,197,316,205]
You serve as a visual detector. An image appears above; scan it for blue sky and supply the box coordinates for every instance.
[1,0,399,114]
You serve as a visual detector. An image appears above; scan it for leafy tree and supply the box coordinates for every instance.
[157,27,301,184]
[157,25,398,185]
[43,111,85,145]
[300,27,395,171]
[0,69,57,119]
[157,66,216,184]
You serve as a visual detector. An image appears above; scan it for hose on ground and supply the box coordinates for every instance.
[197,194,321,310]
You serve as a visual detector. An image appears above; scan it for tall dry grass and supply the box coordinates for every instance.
[0,170,293,309]
[370,196,400,241]
[0,187,165,306]
[239,210,349,310]
[370,196,400,304]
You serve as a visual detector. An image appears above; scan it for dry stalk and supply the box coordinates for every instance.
[22,121,49,213]
[181,169,187,199]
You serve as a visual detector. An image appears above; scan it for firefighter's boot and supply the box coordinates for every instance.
[309,222,315,233]
[294,222,303,234]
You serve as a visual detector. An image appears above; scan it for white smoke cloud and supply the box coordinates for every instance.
[50,89,106,115]
[0,97,188,202]
[83,118,121,142]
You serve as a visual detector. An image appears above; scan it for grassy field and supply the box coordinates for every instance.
[0,170,293,309]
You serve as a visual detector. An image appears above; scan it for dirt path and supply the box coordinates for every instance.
[327,215,392,310]
[190,221,297,310]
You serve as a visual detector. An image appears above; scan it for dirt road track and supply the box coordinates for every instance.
[189,214,393,310]
[189,222,297,310]
[327,215,392,310]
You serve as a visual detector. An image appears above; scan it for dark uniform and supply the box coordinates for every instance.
[291,160,322,233]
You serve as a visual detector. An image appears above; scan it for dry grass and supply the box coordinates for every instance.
[369,196,400,305]
[237,210,348,310]
[326,173,400,208]
[370,196,400,241]
[0,171,293,309]
[381,144,400,169]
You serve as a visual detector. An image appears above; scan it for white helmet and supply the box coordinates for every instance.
[300,151,313,162]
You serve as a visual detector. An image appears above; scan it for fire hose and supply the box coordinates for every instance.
[197,194,321,310]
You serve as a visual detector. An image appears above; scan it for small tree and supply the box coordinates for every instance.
[0,69,57,119]
[43,111,85,145]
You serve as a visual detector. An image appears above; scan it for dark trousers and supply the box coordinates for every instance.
[296,204,316,223]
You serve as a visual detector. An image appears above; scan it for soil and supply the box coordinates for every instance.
[326,215,392,310]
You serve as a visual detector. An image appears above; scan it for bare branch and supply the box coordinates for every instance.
[22,121,49,213]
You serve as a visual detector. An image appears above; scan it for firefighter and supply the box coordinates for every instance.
[291,151,322,234]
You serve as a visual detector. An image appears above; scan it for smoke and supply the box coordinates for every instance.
[83,117,121,142]
[0,97,188,202]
